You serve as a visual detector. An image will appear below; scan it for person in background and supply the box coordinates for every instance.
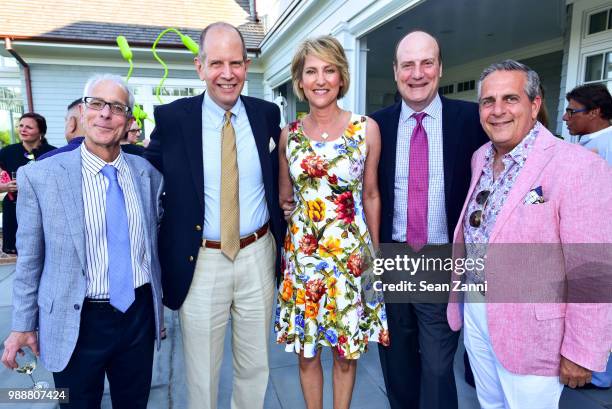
[0,113,56,253]
[563,83,612,165]
[121,122,145,156]
[537,85,550,129]
[38,99,86,160]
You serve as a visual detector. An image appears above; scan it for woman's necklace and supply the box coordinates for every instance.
[309,110,345,140]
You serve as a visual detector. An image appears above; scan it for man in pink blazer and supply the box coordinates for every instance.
[447,60,612,408]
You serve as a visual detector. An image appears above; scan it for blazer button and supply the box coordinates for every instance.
[74,304,80,311]
[195,225,202,231]
[189,256,194,262]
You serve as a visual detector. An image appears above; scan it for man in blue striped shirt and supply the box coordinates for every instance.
[2,74,165,409]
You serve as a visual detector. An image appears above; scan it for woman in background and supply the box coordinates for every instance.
[0,113,55,253]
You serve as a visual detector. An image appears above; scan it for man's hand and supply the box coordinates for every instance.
[559,356,592,388]
[1,331,39,369]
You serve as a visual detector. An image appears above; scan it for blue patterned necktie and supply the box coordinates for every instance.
[101,164,134,312]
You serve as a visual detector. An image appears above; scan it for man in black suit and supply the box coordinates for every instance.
[144,22,282,409]
[371,31,487,409]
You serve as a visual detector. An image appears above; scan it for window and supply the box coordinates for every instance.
[0,86,24,147]
[584,51,612,83]
[154,86,200,97]
[128,78,206,140]
[439,84,454,95]
[457,80,475,93]
[0,56,17,69]
[587,8,612,35]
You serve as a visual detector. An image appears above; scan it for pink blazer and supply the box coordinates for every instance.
[447,127,612,376]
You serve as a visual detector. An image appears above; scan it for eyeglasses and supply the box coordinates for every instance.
[564,107,589,118]
[128,128,142,134]
[83,97,131,116]
[469,190,491,228]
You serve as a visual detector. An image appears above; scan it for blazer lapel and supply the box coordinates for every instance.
[242,96,274,200]
[383,102,402,207]
[441,96,460,204]
[125,156,152,253]
[489,129,557,243]
[181,93,205,214]
[57,149,87,270]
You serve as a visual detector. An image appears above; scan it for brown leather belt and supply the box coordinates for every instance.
[202,223,269,250]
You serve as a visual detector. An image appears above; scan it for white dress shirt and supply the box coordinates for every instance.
[579,125,612,166]
[81,143,150,299]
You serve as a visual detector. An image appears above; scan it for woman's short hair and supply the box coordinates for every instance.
[291,35,350,101]
[19,112,47,137]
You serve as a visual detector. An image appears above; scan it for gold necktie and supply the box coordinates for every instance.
[220,111,240,260]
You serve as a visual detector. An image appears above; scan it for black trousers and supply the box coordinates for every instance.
[53,284,155,409]
[378,244,459,409]
[379,302,459,409]
[2,196,17,253]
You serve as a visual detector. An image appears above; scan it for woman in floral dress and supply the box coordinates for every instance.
[275,35,389,409]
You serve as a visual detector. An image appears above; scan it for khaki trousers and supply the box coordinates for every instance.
[179,231,276,409]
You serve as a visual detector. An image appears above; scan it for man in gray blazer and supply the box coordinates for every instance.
[1,74,164,409]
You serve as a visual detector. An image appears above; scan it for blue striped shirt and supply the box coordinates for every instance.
[80,143,149,299]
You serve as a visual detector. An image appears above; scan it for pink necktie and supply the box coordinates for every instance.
[406,112,428,252]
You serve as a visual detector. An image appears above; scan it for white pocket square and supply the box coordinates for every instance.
[269,137,277,152]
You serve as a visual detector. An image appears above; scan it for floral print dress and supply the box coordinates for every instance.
[275,113,389,359]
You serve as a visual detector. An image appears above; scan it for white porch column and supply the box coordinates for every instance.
[332,23,368,114]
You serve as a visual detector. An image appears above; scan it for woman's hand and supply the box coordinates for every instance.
[281,198,296,222]
[0,180,17,193]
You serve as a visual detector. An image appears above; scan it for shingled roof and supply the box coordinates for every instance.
[0,0,265,50]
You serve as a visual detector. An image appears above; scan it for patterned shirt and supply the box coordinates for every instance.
[392,95,448,244]
[463,122,541,284]
[81,143,150,299]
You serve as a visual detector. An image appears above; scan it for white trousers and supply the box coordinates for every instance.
[179,231,276,409]
[463,300,564,409]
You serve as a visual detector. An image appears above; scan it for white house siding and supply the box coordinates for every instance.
[247,72,264,99]
[22,64,264,147]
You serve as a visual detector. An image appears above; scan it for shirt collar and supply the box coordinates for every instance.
[399,93,442,123]
[579,125,612,145]
[81,142,128,176]
[486,121,541,167]
[203,92,243,126]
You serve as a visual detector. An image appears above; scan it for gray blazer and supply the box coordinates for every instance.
[11,147,164,372]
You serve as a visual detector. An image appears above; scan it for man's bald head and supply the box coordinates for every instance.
[198,22,247,62]
[393,30,444,112]
[65,98,85,142]
[393,30,442,66]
